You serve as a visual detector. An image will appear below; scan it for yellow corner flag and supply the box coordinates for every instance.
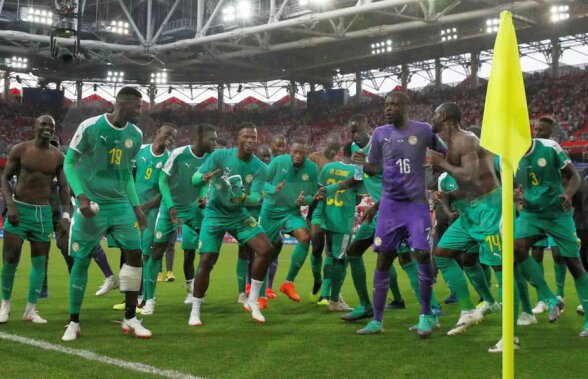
[480,11,532,379]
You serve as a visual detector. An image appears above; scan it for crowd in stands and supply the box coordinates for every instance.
[0,68,586,158]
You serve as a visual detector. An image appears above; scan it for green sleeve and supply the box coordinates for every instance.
[198,182,209,199]
[324,183,341,195]
[303,194,314,206]
[126,174,140,207]
[63,149,84,197]
[159,171,174,208]
[192,171,204,187]
[264,182,277,195]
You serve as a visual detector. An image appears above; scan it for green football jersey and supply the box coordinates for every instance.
[264,155,318,213]
[438,172,469,213]
[515,138,571,213]
[319,161,365,234]
[69,114,142,204]
[351,140,383,202]
[198,148,268,216]
[135,144,170,204]
[162,145,210,208]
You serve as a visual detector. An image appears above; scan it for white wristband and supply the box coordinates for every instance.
[62,212,71,220]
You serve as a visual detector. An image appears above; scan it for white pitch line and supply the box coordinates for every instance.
[0,331,203,379]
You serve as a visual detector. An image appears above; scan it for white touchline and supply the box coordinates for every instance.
[0,331,203,379]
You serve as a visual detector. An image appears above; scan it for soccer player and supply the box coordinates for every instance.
[513,134,588,337]
[236,144,273,304]
[318,143,364,312]
[344,114,440,322]
[352,91,444,337]
[260,137,318,303]
[131,123,179,315]
[143,124,216,315]
[270,134,287,157]
[190,123,273,325]
[308,135,342,303]
[0,115,70,324]
[62,87,150,341]
[427,103,502,338]
[527,117,567,313]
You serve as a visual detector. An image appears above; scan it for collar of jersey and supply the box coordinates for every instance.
[103,114,129,131]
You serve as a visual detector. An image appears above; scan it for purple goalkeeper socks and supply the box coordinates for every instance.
[418,262,434,315]
[373,270,390,322]
[92,245,114,278]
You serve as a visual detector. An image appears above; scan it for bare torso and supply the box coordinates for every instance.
[445,130,499,199]
[12,141,64,205]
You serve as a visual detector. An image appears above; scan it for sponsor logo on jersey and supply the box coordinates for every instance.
[408,136,418,145]
[537,158,547,167]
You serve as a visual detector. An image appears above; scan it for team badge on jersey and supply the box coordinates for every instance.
[408,136,418,145]
[374,237,382,247]
[245,216,258,228]
[72,242,80,252]
[156,162,163,169]
[537,158,547,167]
[302,173,309,181]
[245,174,253,183]
[125,139,133,149]
[156,231,163,239]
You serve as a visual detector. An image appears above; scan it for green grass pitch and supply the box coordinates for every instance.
[0,241,586,378]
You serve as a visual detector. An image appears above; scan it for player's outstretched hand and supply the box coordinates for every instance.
[275,180,286,193]
[514,185,525,205]
[426,149,445,168]
[170,207,181,224]
[313,185,325,201]
[135,207,147,230]
[559,193,572,212]
[202,169,221,182]
[6,205,19,226]
[78,195,97,218]
[296,191,305,206]
[351,151,367,165]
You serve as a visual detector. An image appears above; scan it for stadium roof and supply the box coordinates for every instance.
[0,0,586,88]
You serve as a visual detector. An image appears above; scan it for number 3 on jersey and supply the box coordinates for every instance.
[396,158,411,174]
[109,148,123,166]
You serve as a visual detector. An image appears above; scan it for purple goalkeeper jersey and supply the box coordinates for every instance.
[368,120,446,203]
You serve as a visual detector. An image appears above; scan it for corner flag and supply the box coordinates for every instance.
[480,10,532,379]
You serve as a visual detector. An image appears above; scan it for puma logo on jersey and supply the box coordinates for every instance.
[141,157,147,161]
[384,138,392,143]
[99,136,107,142]
[185,163,192,168]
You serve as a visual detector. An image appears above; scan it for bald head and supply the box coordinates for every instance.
[439,103,462,123]
[323,134,341,160]
[270,134,287,156]
[34,115,56,141]
[256,145,272,165]
[431,102,461,133]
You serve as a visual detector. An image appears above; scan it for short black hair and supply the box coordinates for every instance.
[237,122,257,135]
[342,142,353,157]
[160,122,178,130]
[291,137,307,146]
[347,114,368,125]
[440,102,462,123]
[194,123,216,136]
[385,90,410,105]
[538,116,556,125]
[116,87,142,99]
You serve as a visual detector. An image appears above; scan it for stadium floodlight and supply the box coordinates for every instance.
[109,21,130,35]
[150,71,167,85]
[440,27,458,42]
[5,56,28,70]
[550,5,570,23]
[223,1,252,22]
[106,71,124,82]
[20,7,54,25]
[370,39,393,55]
[485,18,499,34]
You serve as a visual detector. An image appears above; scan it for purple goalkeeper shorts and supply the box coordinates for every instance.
[373,197,432,253]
